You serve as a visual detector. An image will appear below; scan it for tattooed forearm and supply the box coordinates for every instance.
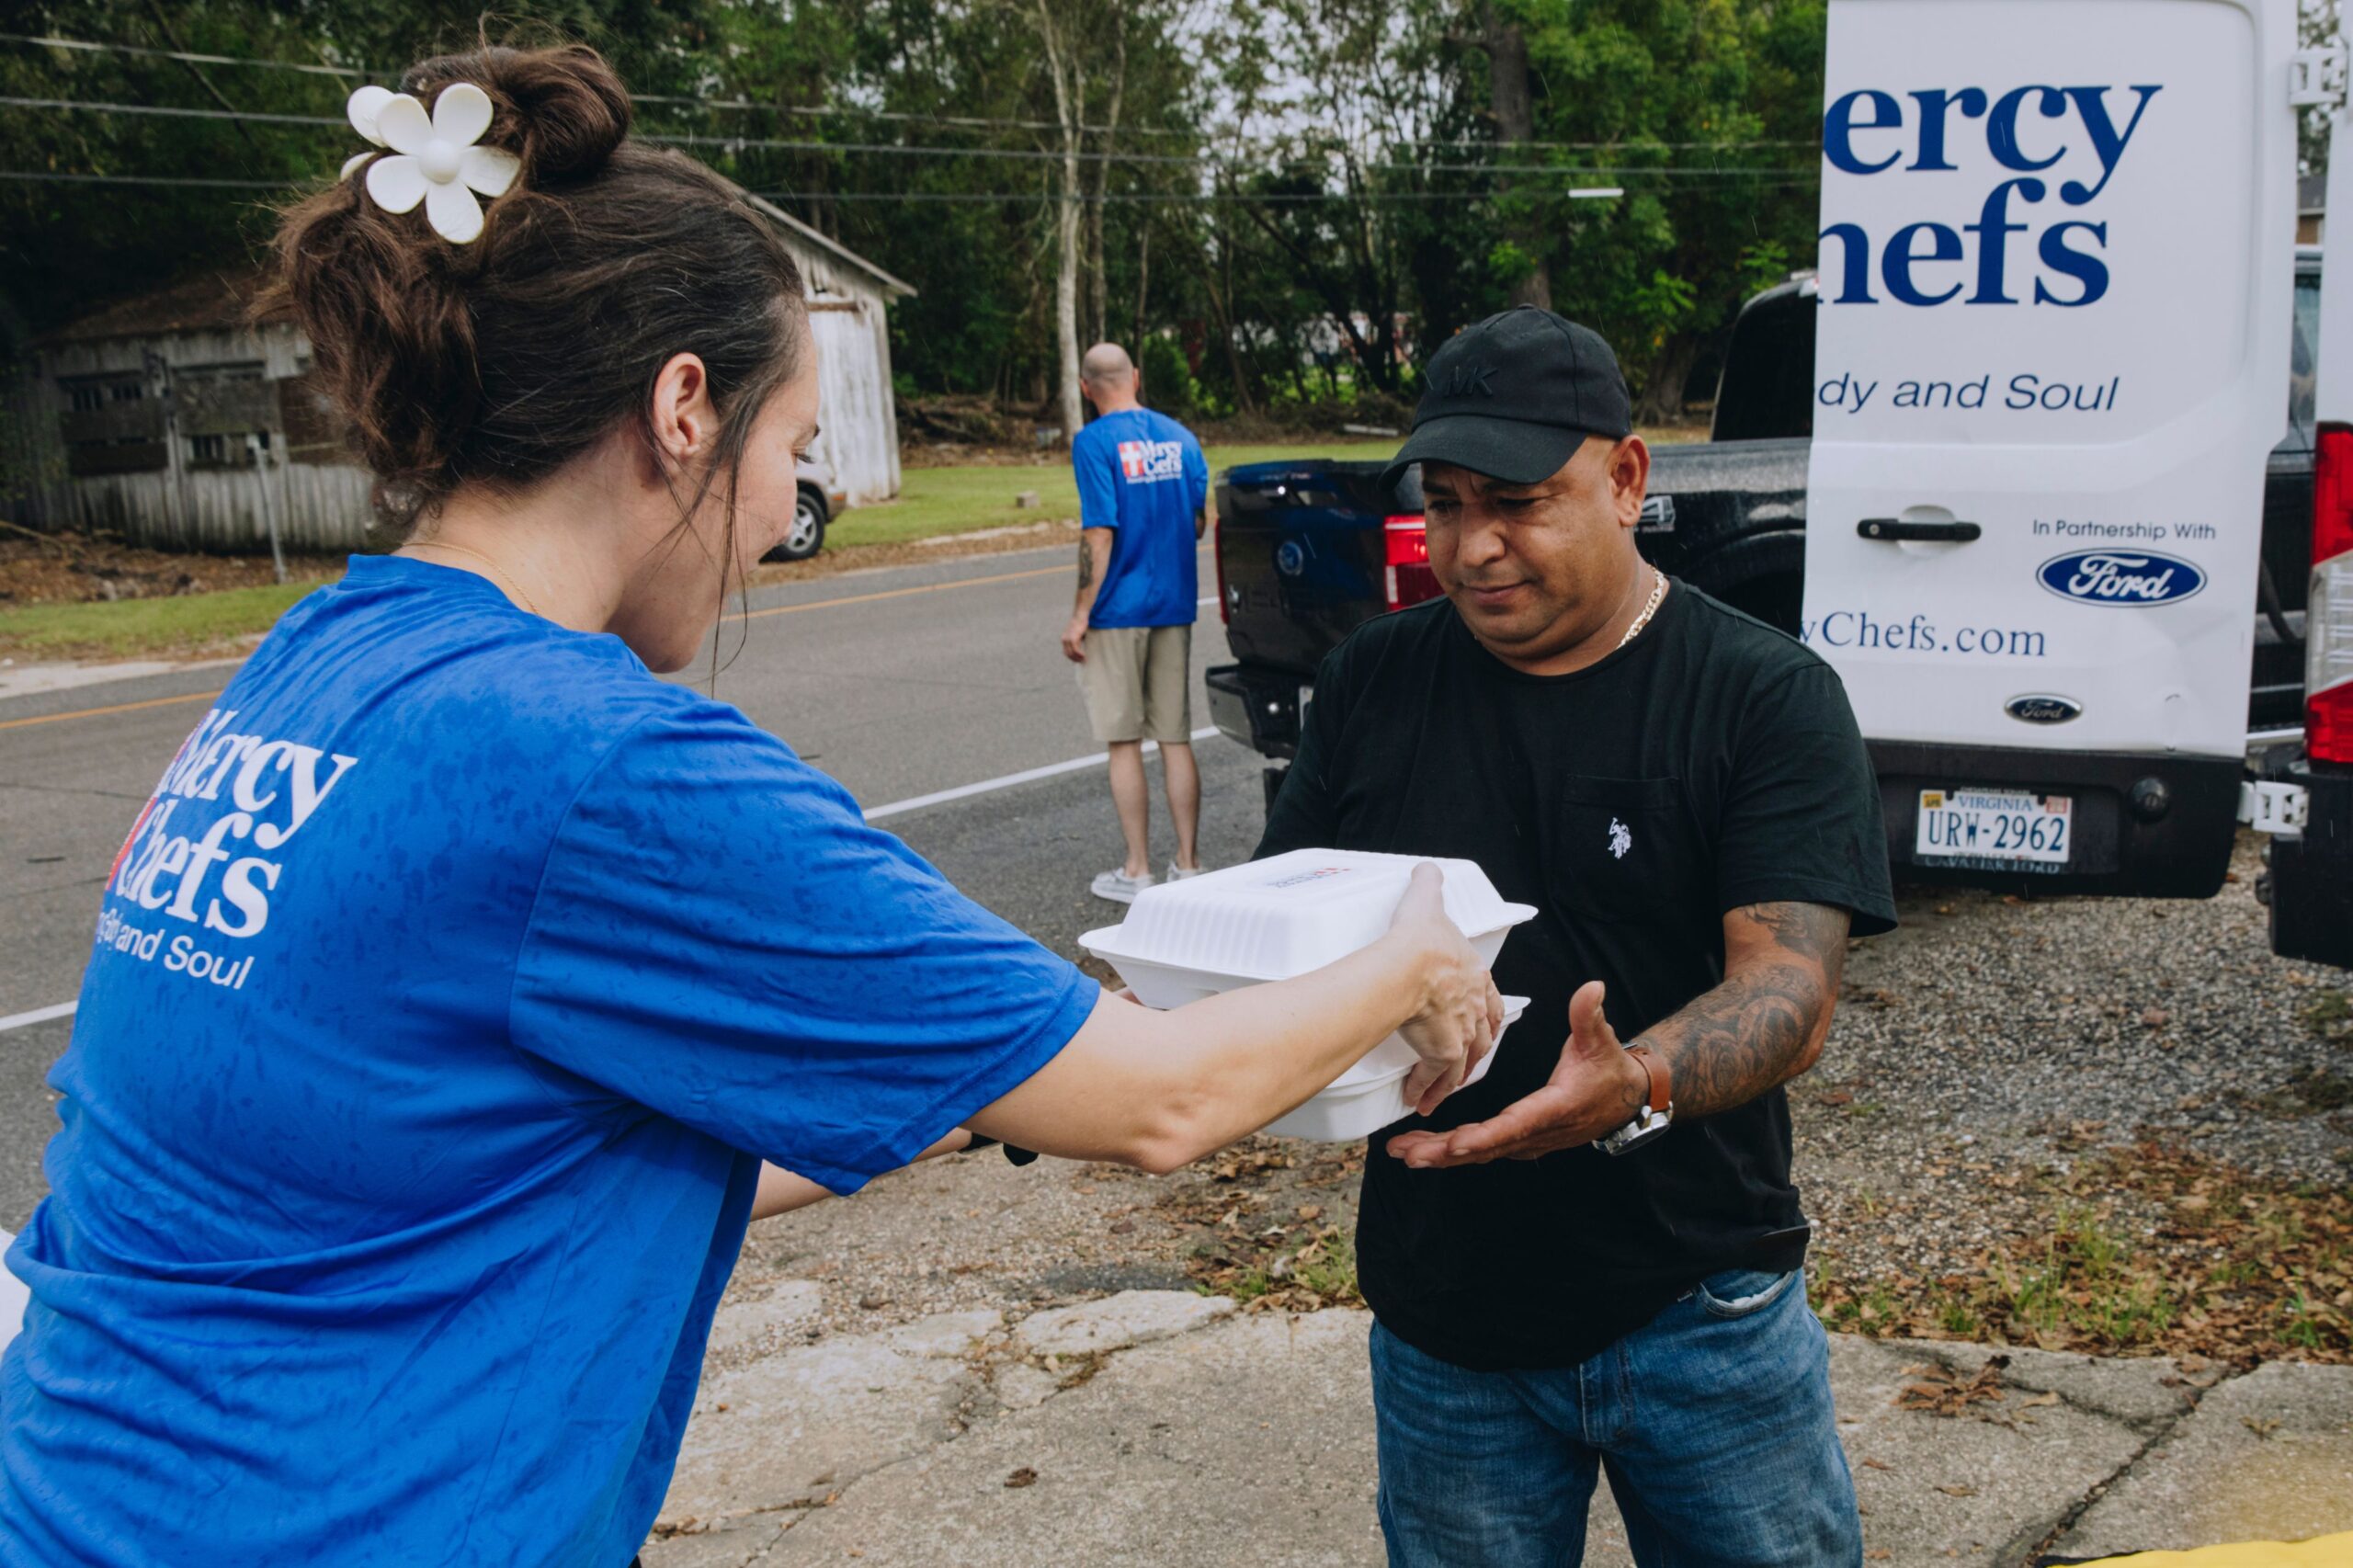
[1076,539,1096,589]
[1733,901,1850,969]
[1638,902,1849,1119]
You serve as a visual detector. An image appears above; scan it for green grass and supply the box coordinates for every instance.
[1211,1228,1361,1307]
[831,438,1403,551]
[0,580,322,660]
[3,426,1686,657]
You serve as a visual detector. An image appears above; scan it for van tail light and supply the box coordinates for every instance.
[1212,515,1230,625]
[2310,427,2353,764]
[1384,515,1441,612]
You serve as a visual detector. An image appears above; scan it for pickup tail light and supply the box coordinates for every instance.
[2309,426,2353,764]
[1384,515,1442,612]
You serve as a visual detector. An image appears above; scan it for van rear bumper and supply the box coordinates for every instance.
[1869,742,2244,899]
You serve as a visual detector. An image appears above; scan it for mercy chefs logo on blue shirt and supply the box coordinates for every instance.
[97,704,358,991]
[1073,406,1209,628]
[1,556,1093,1567]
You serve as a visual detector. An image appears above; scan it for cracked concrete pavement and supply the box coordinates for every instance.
[640,1291,2353,1567]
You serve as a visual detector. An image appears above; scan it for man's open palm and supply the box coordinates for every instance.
[1386,981,1645,1168]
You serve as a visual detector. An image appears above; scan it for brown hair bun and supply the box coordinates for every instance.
[261,41,806,537]
[400,43,630,189]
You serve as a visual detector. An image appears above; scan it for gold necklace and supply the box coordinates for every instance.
[403,540,541,618]
[1616,565,1668,650]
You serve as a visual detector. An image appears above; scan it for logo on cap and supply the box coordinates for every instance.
[1436,362,1496,400]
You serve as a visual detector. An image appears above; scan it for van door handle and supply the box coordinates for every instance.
[1858,518,1981,542]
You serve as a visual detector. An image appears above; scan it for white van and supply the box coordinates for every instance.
[1804,0,2348,966]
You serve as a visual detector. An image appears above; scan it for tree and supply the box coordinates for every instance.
[1508,0,1826,421]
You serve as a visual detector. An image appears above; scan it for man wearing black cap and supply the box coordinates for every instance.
[1256,306,1893,1566]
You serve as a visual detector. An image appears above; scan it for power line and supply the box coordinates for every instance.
[0,97,1817,177]
[0,30,1194,137]
[0,169,283,187]
[0,32,1823,152]
[0,94,340,126]
[757,187,1653,203]
[0,167,1833,205]
[0,32,358,78]
[649,130,1202,165]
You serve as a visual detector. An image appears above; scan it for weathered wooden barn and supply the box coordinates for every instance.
[2,199,912,552]
[749,196,915,509]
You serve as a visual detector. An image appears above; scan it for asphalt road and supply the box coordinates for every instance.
[0,541,1272,1230]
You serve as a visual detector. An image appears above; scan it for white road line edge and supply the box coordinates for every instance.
[863,726,1220,824]
[3,730,1230,1031]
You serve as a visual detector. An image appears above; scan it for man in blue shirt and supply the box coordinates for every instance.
[1060,341,1211,903]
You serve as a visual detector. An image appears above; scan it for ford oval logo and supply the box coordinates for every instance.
[1275,540,1307,576]
[2005,693,2083,725]
[2036,550,2206,607]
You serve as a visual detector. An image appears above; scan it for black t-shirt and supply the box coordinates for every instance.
[1256,583,1896,1371]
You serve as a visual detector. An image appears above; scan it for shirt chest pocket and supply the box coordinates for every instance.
[1545,775,1710,925]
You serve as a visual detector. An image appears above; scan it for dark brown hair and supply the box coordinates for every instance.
[260,43,808,538]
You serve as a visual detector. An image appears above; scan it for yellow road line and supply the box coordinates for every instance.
[3,562,1075,732]
[0,688,224,733]
[736,563,1068,620]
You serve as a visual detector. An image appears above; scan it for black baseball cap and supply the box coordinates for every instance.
[1381,306,1634,490]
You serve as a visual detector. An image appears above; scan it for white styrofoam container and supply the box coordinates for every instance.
[1078,848,1536,1009]
[1264,994,1529,1141]
[1077,849,1539,1142]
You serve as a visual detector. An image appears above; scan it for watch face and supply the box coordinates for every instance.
[1600,1105,1673,1156]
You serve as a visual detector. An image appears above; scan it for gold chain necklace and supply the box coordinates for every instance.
[1616,565,1668,650]
[402,540,541,618]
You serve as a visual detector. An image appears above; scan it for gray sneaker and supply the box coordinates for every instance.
[1090,868,1156,903]
[1165,862,1208,882]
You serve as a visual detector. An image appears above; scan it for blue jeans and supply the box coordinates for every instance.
[1369,1268,1861,1568]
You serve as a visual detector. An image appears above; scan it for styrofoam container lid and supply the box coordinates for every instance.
[1081,848,1534,982]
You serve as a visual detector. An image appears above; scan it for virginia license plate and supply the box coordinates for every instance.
[1915,789,2073,869]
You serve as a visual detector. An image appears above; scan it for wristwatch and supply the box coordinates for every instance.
[1597,1043,1674,1156]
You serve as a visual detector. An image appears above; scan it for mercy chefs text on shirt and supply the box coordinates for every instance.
[1072,406,1207,628]
[98,706,356,991]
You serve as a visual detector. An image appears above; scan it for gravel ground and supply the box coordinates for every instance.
[1803,832,2351,1294]
[721,829,2349,1358]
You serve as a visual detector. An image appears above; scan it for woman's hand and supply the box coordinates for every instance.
[1384,863,1503,1116]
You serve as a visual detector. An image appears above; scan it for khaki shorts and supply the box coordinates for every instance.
[1077,624,1193,744]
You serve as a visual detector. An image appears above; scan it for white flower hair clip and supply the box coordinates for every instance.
[343,82,520,244]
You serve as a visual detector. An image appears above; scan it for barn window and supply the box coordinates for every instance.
[175,363,274,472]
[187,433,256,470]
[57,373,165,474]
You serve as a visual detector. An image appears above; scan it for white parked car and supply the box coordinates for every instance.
[768,456,846,562]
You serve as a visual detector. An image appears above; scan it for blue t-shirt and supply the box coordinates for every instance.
[0,556,1096,1567]
[1071,407,1209,628]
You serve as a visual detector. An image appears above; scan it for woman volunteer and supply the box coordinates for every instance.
[0,43,1498,1567]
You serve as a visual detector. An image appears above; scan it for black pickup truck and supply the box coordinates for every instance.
[1206,256,2347,961]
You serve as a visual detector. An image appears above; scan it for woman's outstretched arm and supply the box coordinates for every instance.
[750,1128,976,1221]
[968,865,1500,1174]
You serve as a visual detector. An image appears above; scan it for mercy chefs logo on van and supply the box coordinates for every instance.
[97,706,357,991]
[2035,549,2206,606]
[1817,83,2157,313]
[1810,78,2166,428]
